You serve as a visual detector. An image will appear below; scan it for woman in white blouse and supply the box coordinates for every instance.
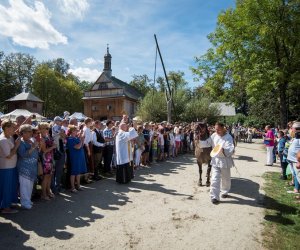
[0,119,21,214]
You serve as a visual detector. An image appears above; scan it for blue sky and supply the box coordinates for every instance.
[0,0,236,88]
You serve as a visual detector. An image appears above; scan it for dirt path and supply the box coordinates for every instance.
[0,140,278,249]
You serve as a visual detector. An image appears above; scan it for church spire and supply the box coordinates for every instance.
[103,44,112,77]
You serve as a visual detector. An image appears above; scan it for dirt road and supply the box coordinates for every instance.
[0,140,277,249]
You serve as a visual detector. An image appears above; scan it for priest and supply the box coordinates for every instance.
[115,122,138,184]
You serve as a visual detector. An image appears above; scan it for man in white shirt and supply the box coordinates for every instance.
[83,118,94,181]
[210,122,235,204]
[115,122,138,184]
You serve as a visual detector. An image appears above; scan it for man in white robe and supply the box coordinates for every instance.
[115,123,138,184]
[210,122,235,204]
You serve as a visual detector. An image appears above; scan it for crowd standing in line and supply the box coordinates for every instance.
[0,112,300,213]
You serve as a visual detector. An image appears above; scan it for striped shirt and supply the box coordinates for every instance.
[103,127,114,146]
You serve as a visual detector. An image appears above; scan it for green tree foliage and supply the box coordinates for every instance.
[182,97,220,123]
[156,76,166,92]
[192,0,300,127]
[136,91,167,122]
[0,52,37,111]
[32,64,83,117]
[168,71,187,93]
[136,72,220,123]
[129,74,153,94]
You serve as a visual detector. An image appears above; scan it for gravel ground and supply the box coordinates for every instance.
[0,139,279,250]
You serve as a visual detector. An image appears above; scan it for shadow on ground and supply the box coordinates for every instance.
[234,155,258,162]
[222,177,297,225]
[0,155,193,247]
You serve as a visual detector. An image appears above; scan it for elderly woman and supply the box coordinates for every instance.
[39,122,57,201]
[17,124,39,209]
[66,125,87,192]
[67,125,87,192]
[0,120,21,214]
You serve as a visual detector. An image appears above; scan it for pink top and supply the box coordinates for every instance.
[265,130,275,147]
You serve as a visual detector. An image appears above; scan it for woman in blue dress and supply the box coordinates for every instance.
[66,125,87,192]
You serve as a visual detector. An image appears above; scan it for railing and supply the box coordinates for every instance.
[84,89,124,97]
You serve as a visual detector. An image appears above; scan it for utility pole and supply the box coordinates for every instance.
[154,34,175,123]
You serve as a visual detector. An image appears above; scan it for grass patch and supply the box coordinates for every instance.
[262,172,300,250]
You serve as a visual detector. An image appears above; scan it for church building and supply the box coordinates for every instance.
[83,46,143,121]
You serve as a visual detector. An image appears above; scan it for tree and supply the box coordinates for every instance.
[192,0,300,127]
[156,76,166,92]
[129,74,152,94]
[32,64,83,117]
[136,91,167,122]
[168,71,188,93]
[46,58,70,76]
[181,97,220,123]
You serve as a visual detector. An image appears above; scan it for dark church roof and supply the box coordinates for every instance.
[111,76,143,100]
[83,72,143,101]
[6,92,44,102]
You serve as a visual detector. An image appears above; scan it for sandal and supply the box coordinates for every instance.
[1,208,18,214]
[76,186,83,191]
[70,188,78,193]
[41,196,51,201]
[48,193,55,198]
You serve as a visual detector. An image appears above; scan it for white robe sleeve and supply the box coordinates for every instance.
[222,134,235,157]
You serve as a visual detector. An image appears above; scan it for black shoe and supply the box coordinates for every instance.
[279,176,287,180]
[221,194,229,198]
[92,176,102,181]
[211,198,219,204]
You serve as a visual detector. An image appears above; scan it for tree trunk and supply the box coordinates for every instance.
[279,82,288,128]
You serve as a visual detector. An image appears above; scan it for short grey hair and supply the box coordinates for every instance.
[19,124,33,135]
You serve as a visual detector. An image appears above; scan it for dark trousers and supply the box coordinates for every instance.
[103,145,114,173]
[279,152,288,178]
[93,150,103,177]
[51,152,66,193]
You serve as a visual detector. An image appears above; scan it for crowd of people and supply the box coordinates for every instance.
[1,112,299,213]
[0,114,205,213]
[263,121,300,203]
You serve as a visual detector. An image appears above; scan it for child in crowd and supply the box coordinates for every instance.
[135,125,145,168]
[151,132,158,162]
[169,130,175,158]
[277,131,288,180]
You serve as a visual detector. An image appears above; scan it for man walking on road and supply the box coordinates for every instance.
[210,122,235,204]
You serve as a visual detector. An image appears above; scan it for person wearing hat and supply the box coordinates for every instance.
[210,122,235,204]
[287,122,300,193]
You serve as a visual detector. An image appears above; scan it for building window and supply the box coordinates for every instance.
[98,83,108,89]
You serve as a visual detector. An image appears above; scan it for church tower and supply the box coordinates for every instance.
[103,44,112,77]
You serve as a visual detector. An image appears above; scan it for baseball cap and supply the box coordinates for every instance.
[54,116,63,122]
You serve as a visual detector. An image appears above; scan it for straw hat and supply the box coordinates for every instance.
[210,144,224,157]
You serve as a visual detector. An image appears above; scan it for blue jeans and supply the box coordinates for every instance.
[291,162,300,191]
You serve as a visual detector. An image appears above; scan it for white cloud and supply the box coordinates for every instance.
[83,57,103,65]
[57,0,89,19]
[0,0,67,49]
[69,67,101,82]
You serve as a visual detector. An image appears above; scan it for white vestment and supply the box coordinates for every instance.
[116,128,138,165]
[210,132,235,201]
